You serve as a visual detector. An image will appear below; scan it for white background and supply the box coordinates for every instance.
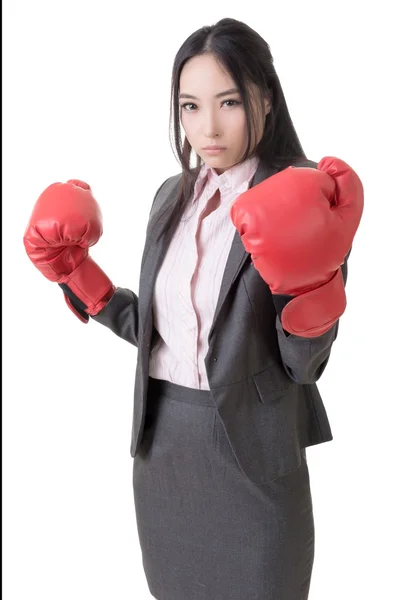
[3,1,400,598]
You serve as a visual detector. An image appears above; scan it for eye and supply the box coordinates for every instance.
[180,99,241,112]
[180,103,196,112]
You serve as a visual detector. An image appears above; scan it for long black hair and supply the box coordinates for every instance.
[156,17,307,243]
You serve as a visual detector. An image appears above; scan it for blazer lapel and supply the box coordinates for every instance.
[139,160,279,343]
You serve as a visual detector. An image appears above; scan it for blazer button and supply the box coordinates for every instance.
[213,357,217,361]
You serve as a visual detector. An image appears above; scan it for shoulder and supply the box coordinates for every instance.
[155,171,182,196]
[290,157,318,169]
[153,165,199,205]
[148,171,184,219]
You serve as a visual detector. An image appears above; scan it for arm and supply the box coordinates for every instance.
[56,278,140,346]
[230,155,363,383]
[90,287,140,346]
[272,249,351,384]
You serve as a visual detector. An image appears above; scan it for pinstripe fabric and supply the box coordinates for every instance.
[149,155,260,389]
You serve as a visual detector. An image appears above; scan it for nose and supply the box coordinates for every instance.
[201,108,222,139]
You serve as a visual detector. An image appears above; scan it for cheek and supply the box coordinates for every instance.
[231,111,247,131]
[180,114,193,136]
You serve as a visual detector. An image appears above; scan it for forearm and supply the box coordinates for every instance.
[274,315,338,384]
[89,287,140,346]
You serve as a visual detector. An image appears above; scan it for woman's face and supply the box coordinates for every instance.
[179,53,270,174]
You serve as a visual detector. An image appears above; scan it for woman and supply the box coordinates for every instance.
[23,17,363,600]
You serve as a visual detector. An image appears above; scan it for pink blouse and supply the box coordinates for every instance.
[149,154,260,389]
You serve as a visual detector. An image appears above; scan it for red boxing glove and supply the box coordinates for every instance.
[23,179,115,323]
[230,157,364,337]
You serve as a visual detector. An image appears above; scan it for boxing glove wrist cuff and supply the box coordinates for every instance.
[59,256,115,317]
[58,284,90,323]
[272,294,296,319]
[279,268,346,338]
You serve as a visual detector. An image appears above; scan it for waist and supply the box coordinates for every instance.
[148,376,215,407]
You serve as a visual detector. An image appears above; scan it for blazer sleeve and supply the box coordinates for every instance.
[272,248,351,384]
[88,177,170,345]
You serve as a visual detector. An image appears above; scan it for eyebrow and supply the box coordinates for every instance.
[179,87,240,100]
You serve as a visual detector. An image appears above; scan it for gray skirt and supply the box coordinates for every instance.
[132,376,315,600]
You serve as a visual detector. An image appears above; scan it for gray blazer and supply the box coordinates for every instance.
[91,158,349,485]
